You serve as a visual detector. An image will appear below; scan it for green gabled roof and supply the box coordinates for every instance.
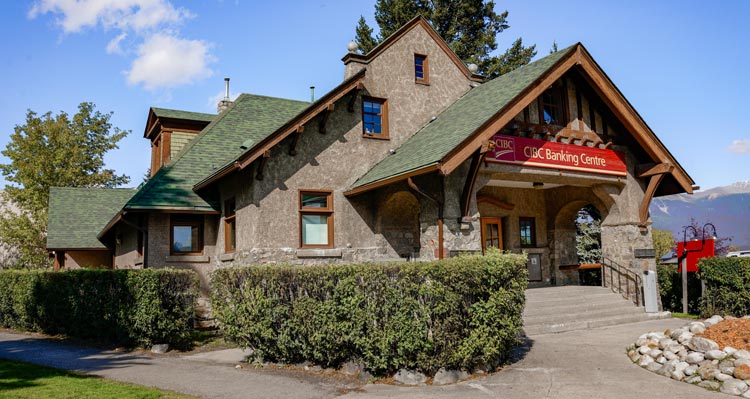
[125,94,310,211]
[151,107,215,122]
[351,44,577,189]
[47,187,137,249]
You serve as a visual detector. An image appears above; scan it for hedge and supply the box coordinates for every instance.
[699,257,750,317]
[210,249,528,375]
[0,269,199,346]
[657,264,702,314]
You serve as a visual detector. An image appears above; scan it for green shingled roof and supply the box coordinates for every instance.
[47,187,136,249]
[351,44,577,189]
[125,94,309,211]
[151,107,215,122]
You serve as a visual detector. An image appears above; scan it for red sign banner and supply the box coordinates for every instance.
[487,135,627,176]
[677,238,715,273]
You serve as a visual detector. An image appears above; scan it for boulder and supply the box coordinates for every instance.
[686,352,705,364]
[725,346,739,356]
[393,369,427,386]
[706,350,727,360]
[735,350,750,360]
[646,362,663,372]
[698,380,721,390]
[638,345,651,355]
[676,331,693,344]
[716,372,733,382]
[721,379,749,395]
[649,348,663,358]
[340,360,365,376]
[433,368,470,385]
[698,363,720,380]
[663,351,678,361]
[686,375,702,384]
[689,322,706,334]
[735,364,750,380]
[638,355,654,367]
[704,315,724,327]
[736,358,750,367]
[659,338,674,349]
[684,364,698,376]
[688,337,720,353]
[150,344,169,354]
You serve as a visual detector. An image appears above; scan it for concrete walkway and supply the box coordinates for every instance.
[0,318,722,398]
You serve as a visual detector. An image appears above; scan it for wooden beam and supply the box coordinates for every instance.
[288,126,304,156]
[477,196,515,211]
[347,83,363,112]
[255,150,271,180]
[343,164,441,197]
[640,173,665,227]
[318,104,334,134]
[460,149,485,218]
[637,162,673,178]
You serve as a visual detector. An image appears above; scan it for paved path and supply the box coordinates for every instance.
[0,318,722,398]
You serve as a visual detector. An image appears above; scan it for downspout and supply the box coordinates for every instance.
[120,214,148,269]
[408,176,445,259]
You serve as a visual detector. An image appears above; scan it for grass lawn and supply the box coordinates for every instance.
[0,358,195,399]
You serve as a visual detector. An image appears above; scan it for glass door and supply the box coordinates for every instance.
[481,218,503,253]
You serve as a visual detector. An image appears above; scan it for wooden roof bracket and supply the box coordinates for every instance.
[318,104,334,134]
[638,163,673,228]
[460,140,495,220]
[255,150,271,180]
[288,126,304,156]
[347,83,363,112]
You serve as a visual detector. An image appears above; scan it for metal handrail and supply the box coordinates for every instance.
[600,256,643,306]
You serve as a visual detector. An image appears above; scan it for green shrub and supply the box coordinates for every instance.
[699,257,750,317]
[657,264,702,314]
[0,269,198,346]
[210,250,528,375]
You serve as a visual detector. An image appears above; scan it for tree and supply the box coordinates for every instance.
[652,228,675,261]
[576,205,602,264]
[0,102,129,268]
[354,0,537,79]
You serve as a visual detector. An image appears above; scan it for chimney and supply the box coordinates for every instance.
[217,78,232,113]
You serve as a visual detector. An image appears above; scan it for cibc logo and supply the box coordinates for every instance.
[493,137,514,159]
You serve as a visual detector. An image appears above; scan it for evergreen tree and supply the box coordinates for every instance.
[354,0,536,79]
[575,205,602,264]
[0,102,129,268]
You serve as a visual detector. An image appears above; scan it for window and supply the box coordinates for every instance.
[224,198,236,253]
[362,97,388,139]
[170,215,204,255]
[542,87,565,125]
[299,190,333,248]
[519,217,537,248]
[414,54,429,84]
[481,217,503,253]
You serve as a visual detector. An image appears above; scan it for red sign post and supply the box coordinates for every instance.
[488,135,627,176]
[677,238,715,273]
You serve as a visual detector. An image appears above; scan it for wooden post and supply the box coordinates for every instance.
[682,256,688,314]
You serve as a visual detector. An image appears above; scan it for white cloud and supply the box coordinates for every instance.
[728,140,750,154]
[28,0,190,33]
[106,32,127,54]
[127,33,214,90]
[28,0,214,91]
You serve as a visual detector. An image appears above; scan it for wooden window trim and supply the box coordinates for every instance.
[480,217,503,254]
[414,53,429,85]
[169,215,204,256]
[224,198,236,253]
[361,96,389,140]
[299,190,334,249]
[519,216,537,248]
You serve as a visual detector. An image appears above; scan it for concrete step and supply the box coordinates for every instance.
[523,311,671,336]
[522,285,668,336]
[523,303,645,326]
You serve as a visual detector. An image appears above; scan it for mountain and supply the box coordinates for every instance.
[651,182,750,250]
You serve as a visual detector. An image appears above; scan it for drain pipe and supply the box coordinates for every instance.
[408,177,444,259]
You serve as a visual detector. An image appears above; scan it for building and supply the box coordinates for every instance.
[47,16,695,292]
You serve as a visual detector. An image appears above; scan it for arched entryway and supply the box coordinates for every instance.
[553,201,604,284]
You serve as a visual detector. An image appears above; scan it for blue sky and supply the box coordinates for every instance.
[0,0,748,191]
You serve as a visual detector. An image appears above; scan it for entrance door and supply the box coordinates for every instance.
[481,218,503,253]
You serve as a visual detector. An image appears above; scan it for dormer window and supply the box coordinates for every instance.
[414,54,429,84]
[362,97,389,139]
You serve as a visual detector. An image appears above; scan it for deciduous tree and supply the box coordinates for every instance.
[354,0,536,79]
[652,228,675,261]
[0,102,129,268]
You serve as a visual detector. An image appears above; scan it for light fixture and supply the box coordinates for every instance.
[533,182,544,190]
